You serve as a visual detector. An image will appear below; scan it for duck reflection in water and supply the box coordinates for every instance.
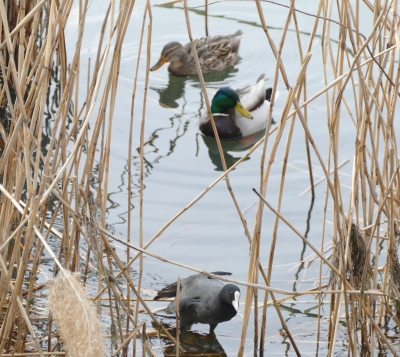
[201,129,267,171]
[198,75,276,170]
[161,329,227,357]
[152,66,238,109]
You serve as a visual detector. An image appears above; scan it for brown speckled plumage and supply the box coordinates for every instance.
[150,30,243,76]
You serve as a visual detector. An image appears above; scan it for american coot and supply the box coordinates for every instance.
[150,31,243,76]
[199,74,273,140]
[154,272,240,333]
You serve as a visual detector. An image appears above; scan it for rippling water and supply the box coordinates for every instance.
[45,0,398,355]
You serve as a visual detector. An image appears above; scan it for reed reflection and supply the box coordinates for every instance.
[292,196,315,292]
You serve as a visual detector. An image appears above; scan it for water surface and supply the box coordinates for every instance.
[55,1,398,355]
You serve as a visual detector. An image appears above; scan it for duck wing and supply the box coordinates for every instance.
[184,31,243,73]
[236,74,266,112]
[154,281,180,300]
[234,74,271,137]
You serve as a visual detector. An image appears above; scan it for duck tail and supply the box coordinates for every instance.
[230,30,243,53]
[210,271,232,276]
[266,88,272,101]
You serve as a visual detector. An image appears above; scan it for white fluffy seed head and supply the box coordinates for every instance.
[49,270,104,357]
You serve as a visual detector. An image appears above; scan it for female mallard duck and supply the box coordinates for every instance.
[199,74,272,140]
[150,30,243,76]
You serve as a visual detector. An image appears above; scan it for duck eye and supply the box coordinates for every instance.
[230,292,233,296]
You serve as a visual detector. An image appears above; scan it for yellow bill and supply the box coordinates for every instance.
[234,102,253,119]
[150,56,167,71]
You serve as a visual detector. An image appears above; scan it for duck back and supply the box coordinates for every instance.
[184,30,243,74]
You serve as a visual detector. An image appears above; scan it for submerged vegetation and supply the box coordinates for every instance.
[0,0,400,356]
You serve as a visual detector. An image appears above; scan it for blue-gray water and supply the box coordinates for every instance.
[52,0,399,355]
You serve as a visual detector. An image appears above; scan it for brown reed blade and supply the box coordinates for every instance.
[1,1,400,356]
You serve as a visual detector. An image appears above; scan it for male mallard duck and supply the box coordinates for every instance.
[150,30,243,76]
[199,74,272,140]
[154,272,240,333]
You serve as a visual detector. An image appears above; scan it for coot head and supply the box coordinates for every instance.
[219,283,240,312]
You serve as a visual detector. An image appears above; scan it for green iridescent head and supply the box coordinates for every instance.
[211,88,253,119]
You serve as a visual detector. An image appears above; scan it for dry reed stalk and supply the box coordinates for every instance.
[91,133,268,302]
[0,255,45,357]
[204,0,209,36]
[95,227,184,352]
[133,1,153,353]
[93,26,322,320]
[2,352,66,357]
[0,0,399,355]
[48,270,104,357]
[254,190,399,355]
[182,0,255,258]
[179,13,282,339]
[259,50,312,338]
[0,0,142,354]
[90,38,396,303]
[103,225,318,296]
[239,0,292,349]
[300,159,350,196]
[176,276,181,357]
[334,2,396,354]
[253,3,368,352]
[112,321,146,357]
[126,2,151,352]
[94,3,138,329]
[0,1,77,350]
[293,2,324,199]
[79,203,151,351]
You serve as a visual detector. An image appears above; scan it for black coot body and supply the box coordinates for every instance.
[154,272,240,333]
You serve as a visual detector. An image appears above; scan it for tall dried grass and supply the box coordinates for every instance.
[0,0,400,356]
